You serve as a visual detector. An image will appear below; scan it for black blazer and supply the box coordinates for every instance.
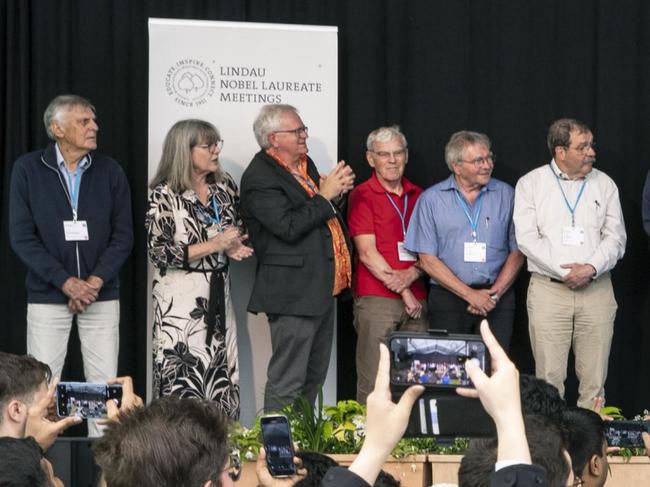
[240,150,350,317]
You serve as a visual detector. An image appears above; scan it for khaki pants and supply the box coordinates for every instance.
[353,295,427,403]
[527,273,617,408]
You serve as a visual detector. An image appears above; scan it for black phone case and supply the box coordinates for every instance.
[389,331,495,437]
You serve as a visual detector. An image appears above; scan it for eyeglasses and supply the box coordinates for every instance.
[223,450,241,482]
[274,126,308,137]
[195,140,224,152]
[565,142,596,153]
[458,153,495,167]
[369,149,407,159]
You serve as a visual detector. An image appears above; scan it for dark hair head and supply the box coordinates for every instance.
[0,437,47,487]
[0,352,51,418]
[459,414,570,487]
[93,396,230,487]
[519,374,567,422]
[294,451,338,487]
[547,118,591,157]
[562,407,606,478]
[373,470,401,487]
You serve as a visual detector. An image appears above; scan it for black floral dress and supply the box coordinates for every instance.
[146,173,241,418]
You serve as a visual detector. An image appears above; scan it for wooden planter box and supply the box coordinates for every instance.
[427,454,650,487]
[429,454,463,485]
[332,454,430,487]
[607,456,650,486]
[237,454,430,487]
[238,453,650,486]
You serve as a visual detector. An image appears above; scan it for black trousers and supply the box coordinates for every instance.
[427,284,515,351]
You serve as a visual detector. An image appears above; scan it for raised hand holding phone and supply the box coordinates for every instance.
[457,319,531,465]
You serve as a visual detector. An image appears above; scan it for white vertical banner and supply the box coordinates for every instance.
[148,19,339,425]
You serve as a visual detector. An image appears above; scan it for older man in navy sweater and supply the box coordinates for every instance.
[9,95,133,436]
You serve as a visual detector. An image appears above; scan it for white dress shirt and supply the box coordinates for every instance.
[514,160,626,279]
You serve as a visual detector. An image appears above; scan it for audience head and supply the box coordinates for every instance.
[294,451,338,487]
[519,374,567,423]
[0,437,48,487]
[151,118,224,192]
[562,407,608,487]
[94,396,235,487]
[458,414,572,487]
[0,352,51,438]
[293,450,400,487]
[373,470,401,487]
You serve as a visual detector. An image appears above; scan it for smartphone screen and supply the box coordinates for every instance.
[56,382,122,419]
[604,421,649,448]
[390,336,488,388]
[260,415,296,477]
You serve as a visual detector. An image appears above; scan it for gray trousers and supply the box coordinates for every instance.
[264,302,334,412]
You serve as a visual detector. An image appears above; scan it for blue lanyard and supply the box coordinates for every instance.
[549,165,586,226]
[196,193,221,226]
[210,195,221,226]
[454,190,484,240]
[65,165,82,220]
[384,192,409,237]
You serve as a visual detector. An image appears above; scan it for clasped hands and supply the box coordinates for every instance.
[560,263,596,290]
[63,275,103,314]
[318,160,355,200]
[466,287,499,316]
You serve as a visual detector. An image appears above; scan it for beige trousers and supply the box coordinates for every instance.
[527,273,617,408]
[353,295,427,404]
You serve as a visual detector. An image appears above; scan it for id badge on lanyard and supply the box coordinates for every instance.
[456,190,487,263]
[552,165,586,247]
[385,192,417,261]
[62,165,89,241]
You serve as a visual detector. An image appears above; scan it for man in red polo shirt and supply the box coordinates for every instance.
[348,126,427,403]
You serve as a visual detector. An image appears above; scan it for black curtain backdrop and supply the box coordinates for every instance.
[2,0,649,418]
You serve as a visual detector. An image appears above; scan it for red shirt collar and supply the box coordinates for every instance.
[367,170,416,195]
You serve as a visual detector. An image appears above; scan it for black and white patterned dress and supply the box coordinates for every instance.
[146,172,241,418]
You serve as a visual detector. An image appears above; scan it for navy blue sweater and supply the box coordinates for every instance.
[9,144,133,304]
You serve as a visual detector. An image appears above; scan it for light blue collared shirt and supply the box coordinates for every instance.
[56,144,91,211]
[405,174,517,286]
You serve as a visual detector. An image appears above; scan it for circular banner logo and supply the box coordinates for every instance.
[165,59,216,107]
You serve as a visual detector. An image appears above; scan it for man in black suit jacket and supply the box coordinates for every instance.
[240,104,355,412]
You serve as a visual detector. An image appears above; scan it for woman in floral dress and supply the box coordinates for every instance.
[146,119,253,418]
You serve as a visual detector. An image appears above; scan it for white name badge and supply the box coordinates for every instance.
[397,241,417,261]
[63,220,89,241]
[562,226,585,246]
[464,242,486,263]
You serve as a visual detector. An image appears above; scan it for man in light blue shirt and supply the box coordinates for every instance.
[405,131,524,349]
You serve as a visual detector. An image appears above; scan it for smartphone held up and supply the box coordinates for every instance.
[260,414,296,477]
[389,331,495,438]
[389,333,489,389]
[56,382,122,419]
